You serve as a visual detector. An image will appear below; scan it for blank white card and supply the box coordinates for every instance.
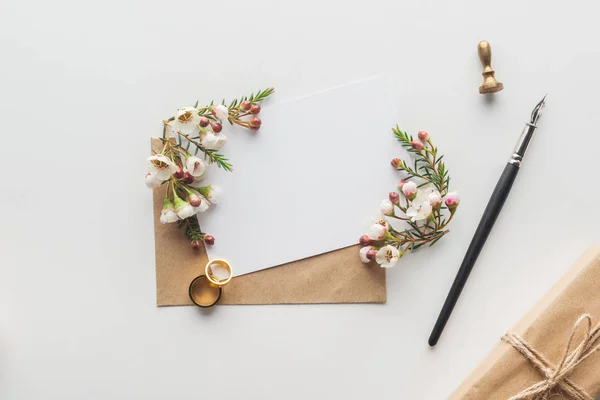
[201,76,404,276]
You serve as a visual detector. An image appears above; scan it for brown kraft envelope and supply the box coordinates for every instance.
[451,245,600,399]
[151,138,386,306]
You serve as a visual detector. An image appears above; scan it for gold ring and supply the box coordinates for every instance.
[188,275,222,308]
[205,259,233,288]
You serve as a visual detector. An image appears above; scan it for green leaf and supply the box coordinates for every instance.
[202,148,233,171]
[178,215,206,244]
[429,234,445,247]
[411,243,424,250]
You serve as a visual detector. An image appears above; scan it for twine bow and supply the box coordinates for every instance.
[502,314,600,400]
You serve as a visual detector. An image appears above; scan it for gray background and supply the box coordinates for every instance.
[2,0,600,398]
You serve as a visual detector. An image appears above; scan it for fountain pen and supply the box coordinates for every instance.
[428,95,547,347]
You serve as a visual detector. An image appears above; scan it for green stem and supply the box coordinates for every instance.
[174,130,227,168]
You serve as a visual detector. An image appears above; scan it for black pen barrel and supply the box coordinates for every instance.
[428,163,519,346]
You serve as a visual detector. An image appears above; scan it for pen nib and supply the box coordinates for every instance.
[530,94,547,126]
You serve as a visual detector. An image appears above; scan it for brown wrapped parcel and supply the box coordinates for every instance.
[451,245,600,399]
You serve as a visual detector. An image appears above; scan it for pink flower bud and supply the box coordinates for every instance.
[250,104,261,114]
[418,130,429,141]
[249,117,262,130]
[389,192,400,205]
[367,249,377,261]
[240,101,252,111]
[397,180,407,191]
[428,191,442,207]
[211,122,222,133]
[183,172,195,185]
[380,199,394,216]
[173,166,184,179]
[212,105,229,120]
[199,117,210,127]
[360,246,378,263]
[360,246,372,263]
[445,192,460,210]
[411,140,424,151]
[191,239,203,251]
[390,158,402,168]
[401,181,417,198]
[203,235,215,246]
[359,235,372,246]
[188,194,202,207]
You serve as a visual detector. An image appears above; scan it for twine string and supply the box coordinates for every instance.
[501,314,600,400]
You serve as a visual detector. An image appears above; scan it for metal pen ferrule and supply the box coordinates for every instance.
[507,123,538,167]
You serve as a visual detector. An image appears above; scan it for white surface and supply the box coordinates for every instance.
[2,0,600,399]
[203,77,402,275]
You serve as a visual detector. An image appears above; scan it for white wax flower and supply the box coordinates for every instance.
[193,196,210,213]
[174,197,195,219]
[177,205,195,219]
[206,185,221,204]
[147,154,177,181]
[406,185,437,222]
[169,107,201,135]
[213,104,229,121]
[406,201,432,222]
[376,245,400,268]
[201,132,228,150]
[145,173,162,189]
[380,199,394,216]
[185,156,207,178]
[367,223,387,240]
[160,208,179,224]
[196,185,222,205]
[160,199,178,224]
[359,246,372,263]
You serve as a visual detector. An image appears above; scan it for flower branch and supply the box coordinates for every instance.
[162,125,234,172]
[360,129,460,268]
[145,87,274,250]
